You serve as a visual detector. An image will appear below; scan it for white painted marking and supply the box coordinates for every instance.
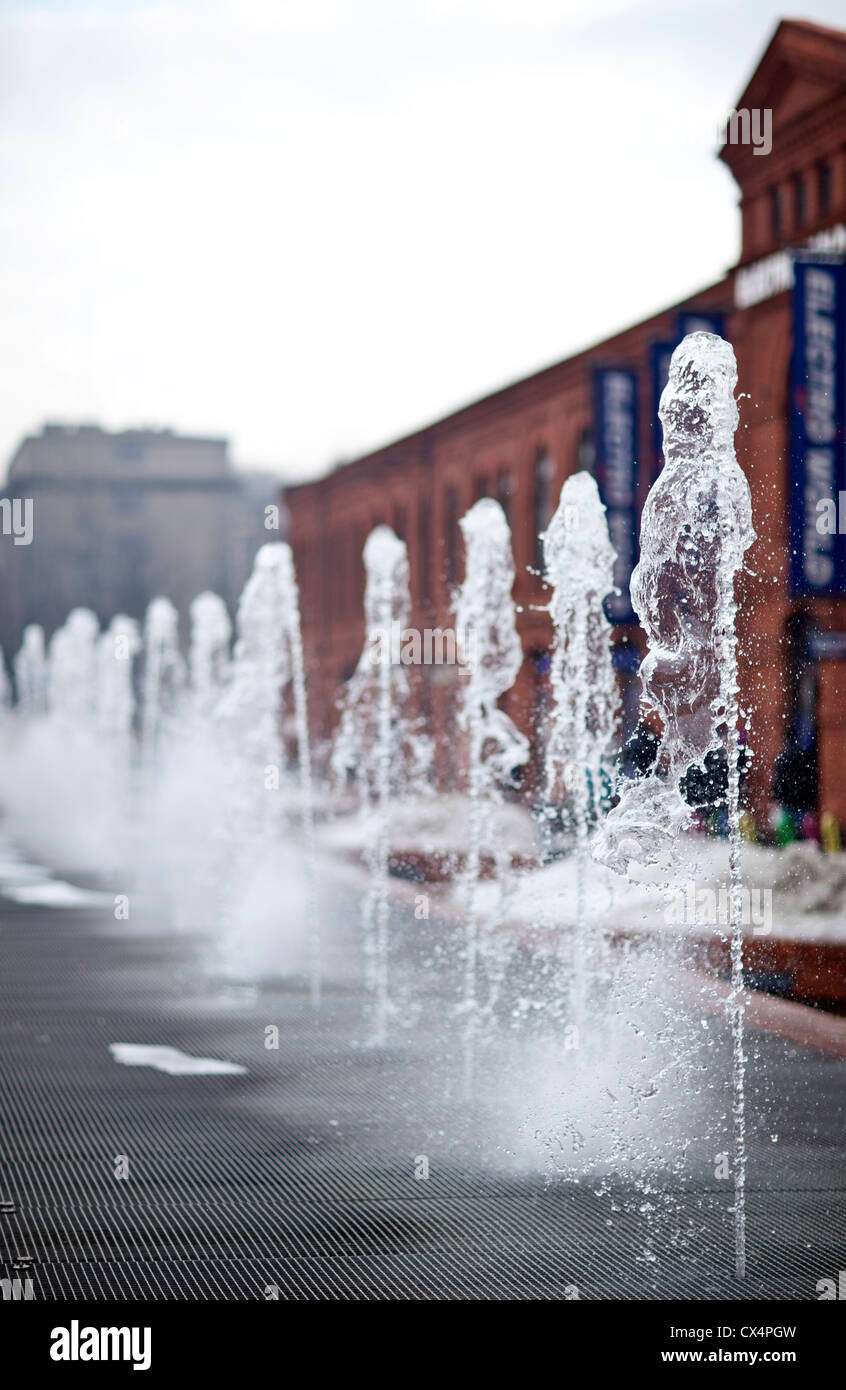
[4,881,113,908]
[109,1044,247,1076]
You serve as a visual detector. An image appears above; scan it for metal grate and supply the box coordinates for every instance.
[1,895,845,1300]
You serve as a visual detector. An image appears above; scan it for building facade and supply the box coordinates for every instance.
[0,424,278,662]
[286,19,846,827]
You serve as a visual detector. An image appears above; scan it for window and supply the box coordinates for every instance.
[532,448,554,570]
[473,476,489,501]
[418,500,432,607]
[113,486,144,514]
[577,427,596,476]
[818,162,832,217]
[496,469,513,522]
[115,435,145,464]
[793,174,806,229]
[770,186,782,240]
[444,485,460,589]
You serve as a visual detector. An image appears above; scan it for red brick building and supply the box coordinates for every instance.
[287,18,846,827]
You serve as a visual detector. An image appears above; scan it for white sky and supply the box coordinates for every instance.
[1,0,845,483]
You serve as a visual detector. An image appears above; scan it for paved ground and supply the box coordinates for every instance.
[0,846,844,1301]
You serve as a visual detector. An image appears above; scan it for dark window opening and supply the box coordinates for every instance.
[770,186,782,240]
[116,436,146,464]
[577,427,596,476]
[418,500,432,607]
[444,485,460,590]
[497,469,513,522]
[532,448,554,570]
[793,173,806,228]
[818,162,832,217]
[114,486,145,514]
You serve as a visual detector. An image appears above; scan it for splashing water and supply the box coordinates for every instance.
[542,472,618,1025]
[454,499,528,1095]
[594,332,755,1278]
[333,526,428,1044]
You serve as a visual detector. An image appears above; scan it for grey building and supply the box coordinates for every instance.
[0,424,281,670]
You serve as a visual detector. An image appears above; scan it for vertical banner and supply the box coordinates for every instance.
[648,314,726,483]
[676,310,725,341]
[649,342,673,479]
[790,258,846,596]
[594,368,639,624]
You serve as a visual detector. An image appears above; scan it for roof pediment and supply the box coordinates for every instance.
[720,19,846,176]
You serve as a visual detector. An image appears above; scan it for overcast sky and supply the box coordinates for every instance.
[1,0,845,483]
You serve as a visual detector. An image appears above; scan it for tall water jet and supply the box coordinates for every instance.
[0,649,12,724]
[96,615,141,870]
[214,544,320,998]
[142,597,185,765]
[594,332,755,1278]
[189,591,232,717]
[13,625,48,717]
[454,498,528,1095]
[276,545,322,1009]
[332,526,427,1044]
[542,472,618,1025]
[97,616,141,740]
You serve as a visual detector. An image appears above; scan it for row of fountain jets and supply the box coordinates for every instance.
[0,333,753,1276]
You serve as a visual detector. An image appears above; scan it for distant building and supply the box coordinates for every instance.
[286,18,846,827]
[0,424,279,663]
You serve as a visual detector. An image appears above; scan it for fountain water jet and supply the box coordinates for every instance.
[0,652,10,723]
[454,498,528,1095]
[13,625,48,718]
[97,617,141,739]
[542,472,618,1026]
[94,616,141,872]
[332,526,427,1043]
[48,609,100,726]
[594,331,755,1279]
[142,598,185,766]
[277,546,322,1008]
[214,544,320,998]
[188,592,232,718]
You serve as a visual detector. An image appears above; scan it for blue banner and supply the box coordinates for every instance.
[676,310,725,341]
[594,368,639,624]
[649,342,673,479]
[648,315,727,482]
[790,259,846,596]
